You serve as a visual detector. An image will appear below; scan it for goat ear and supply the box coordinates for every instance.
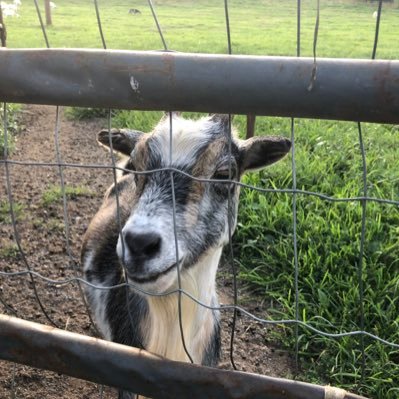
[240,136,291,172]
[97,129,144,156]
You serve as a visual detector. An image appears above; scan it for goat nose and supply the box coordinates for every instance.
[124,231,161,258]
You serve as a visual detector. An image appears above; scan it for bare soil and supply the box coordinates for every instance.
[0,105,292,398]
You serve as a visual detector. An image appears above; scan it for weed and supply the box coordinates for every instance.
[0,200,25,224]
[64,107,109,120]
[0,245,20,259]
[47,218,65,232]
[41,185,93,207]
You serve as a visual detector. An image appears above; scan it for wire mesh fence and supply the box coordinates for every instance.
[0,1,398,398]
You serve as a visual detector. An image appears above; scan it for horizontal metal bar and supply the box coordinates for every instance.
[0,48,398,124]
[0,315,366,399]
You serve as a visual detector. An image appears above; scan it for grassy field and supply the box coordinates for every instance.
[2,1,399,398]
[2,0,399,58]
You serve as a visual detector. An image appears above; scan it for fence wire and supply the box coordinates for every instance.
[0,0,398,398]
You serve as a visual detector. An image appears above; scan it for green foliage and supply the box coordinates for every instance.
[235,118,399,398]
[41,185,93,207]
[0,200,25,224]
[0,244,20,259]
[64,107,109,120]
[0,104,21,157]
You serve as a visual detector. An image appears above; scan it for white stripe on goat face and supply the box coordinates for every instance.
[117,115,240,294]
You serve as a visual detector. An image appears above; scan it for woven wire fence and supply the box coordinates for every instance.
[0,0,398,398]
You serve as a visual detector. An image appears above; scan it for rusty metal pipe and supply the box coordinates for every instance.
[0,315,367,399]
[0,48,398,124]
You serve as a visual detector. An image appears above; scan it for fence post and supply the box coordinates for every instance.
[44,0,52,26]
[246,115,256,139]
[0,5,7,47]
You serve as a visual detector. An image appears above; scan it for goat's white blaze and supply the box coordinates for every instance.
[142,247,221,363]
[153,116,214,166]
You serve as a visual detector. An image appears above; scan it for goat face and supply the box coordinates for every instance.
[97,114,290,294]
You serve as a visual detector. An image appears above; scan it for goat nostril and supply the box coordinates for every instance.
[124,231,161,258]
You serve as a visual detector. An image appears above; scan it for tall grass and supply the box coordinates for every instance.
[2,1,399,397]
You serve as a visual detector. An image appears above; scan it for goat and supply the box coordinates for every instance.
[81,114,291,398]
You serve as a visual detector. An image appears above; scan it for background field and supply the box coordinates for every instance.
[1,1,399,398]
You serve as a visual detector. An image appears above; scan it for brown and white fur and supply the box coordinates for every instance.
[81,114,290,398]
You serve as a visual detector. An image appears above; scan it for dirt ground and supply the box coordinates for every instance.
[0,105,292,398]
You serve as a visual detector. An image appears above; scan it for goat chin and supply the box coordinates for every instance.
[141,247,221,363]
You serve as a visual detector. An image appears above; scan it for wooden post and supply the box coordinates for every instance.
[44,0,52,26]
[246,115,256,139]
[0,5,7,47]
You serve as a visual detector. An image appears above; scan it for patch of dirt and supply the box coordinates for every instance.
[0,105,292,398]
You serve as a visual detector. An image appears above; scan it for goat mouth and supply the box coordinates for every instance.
[127,262,179,284]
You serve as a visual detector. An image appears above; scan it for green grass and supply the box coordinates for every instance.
[235,118,399,398]
[2,0,399,398]
[41,185,93,207]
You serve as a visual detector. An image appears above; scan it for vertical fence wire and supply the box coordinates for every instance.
[223,0,240,371]
[34,1,105,395]
[2,104,18,399]
[354,0,383,388]
[52,105,101,337]
[308,0,320,92]
[33,0,49,48]
[0,293,17,316]
[10,362,16,399]
[0,17,10,319]
[2,102,59,328]
[371,0,383,60]
[147,0,196,365]
[92,3,147,395]
[147,0,168,51]
[357,122,367,387]
[93,0,107,49]
[0,2,59,330]
[291,116,299,373]
[32,0,101,336]
[292,0,302,373]
[168,114,194,365]
[93,0,146,355]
